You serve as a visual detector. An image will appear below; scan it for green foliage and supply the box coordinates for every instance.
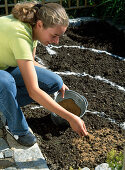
[63,0,125,25]
[69,167,74,170]
[0,0,125,25]
[106,149,123,170]
[88,0,95,6]
[92,0,125,25]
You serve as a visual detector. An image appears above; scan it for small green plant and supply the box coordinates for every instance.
[106,149,123,170]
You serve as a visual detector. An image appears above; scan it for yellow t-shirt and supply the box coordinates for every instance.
[0,15,37,70]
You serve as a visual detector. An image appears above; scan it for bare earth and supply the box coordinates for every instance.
[22,19,125,170]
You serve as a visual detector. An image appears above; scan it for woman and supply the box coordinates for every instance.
[0,1,87,146]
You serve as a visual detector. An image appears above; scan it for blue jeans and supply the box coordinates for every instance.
[0,66,63,135]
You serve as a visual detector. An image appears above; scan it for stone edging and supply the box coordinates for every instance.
[0,112,49,169]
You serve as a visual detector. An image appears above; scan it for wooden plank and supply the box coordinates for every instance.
[5,0,8,15]
[76,0,79,8]
[0,0,95,16]
[44,0,61,2]
[14,0,17,4]
[68,0,71,8]
[65,5,93,10]
[0,5,5,8]
[60,0,63,5]
[43,0,63,5]
[0,4,17,8]
[85,0,87,7]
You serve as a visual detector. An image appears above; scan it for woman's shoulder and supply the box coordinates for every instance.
[1,14,32,38]
[0,14,16,22]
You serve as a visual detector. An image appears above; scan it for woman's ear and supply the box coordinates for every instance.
[36,20,43,29]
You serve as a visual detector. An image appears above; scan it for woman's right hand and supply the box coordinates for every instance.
[68,115,88,137]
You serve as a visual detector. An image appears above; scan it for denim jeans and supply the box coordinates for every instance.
[0,66,63,136]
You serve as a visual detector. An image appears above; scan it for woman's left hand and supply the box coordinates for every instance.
[59,83,69,98]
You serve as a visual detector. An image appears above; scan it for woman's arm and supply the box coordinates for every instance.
[32,47,68,96]
[17,59,88,137]
[32,47,36,60]
[32,47,46,68]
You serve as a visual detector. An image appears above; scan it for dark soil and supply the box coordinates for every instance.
[22,19,125,170]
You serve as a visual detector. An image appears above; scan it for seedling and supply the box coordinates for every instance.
[106,149,123,170]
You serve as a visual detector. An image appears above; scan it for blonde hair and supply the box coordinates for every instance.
[12,1,69,28]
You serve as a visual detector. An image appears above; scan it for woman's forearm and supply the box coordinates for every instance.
[30,86,88,136]
[17,59,88,136]
[30,87,75,121]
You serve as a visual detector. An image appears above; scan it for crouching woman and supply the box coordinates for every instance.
[0,1,87,146]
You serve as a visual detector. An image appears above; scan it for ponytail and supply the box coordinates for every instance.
[12,1,69,28]
[12,1,38,26]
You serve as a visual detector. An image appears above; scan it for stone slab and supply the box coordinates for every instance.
[6,130,49,169]
[4,149,13,158]
[95,163,111,170]
[0,152,4,159]
[0,138,9,151]
[0,112,49,169]
[0,112,6,125]
[5,168,17,170]
[0,129,4,137]
[0,158,15,169]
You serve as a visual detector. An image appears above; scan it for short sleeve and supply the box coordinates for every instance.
[9,22,35,61]
[10,35,33,61]
[33,40,38,48]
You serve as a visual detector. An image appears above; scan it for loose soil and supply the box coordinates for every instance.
[58,99,81,117]
[22,19,125,170]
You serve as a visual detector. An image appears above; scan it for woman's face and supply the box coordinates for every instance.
[33,20,67,46]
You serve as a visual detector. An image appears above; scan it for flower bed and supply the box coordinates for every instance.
[22,18,125,170]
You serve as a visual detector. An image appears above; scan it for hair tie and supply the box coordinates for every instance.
[34,3,42,10]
